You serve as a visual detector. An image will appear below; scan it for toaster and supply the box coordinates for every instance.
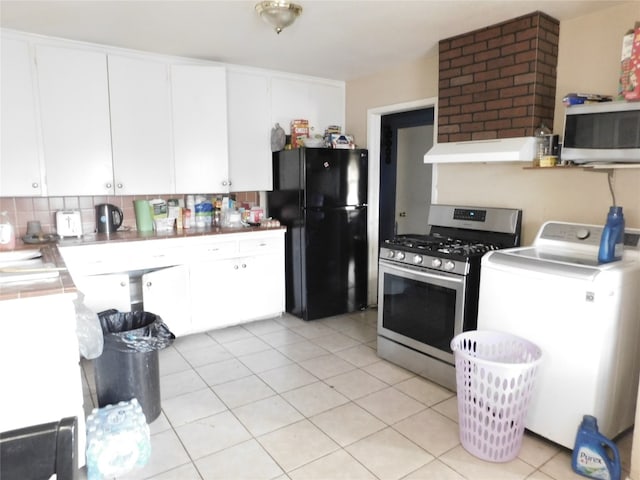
[56,210,83,238]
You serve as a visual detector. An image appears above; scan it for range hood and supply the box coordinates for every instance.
[424,137,537,163]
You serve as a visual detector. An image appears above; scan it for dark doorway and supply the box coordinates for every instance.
[378,108,435,243]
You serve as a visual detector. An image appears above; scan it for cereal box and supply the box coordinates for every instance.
[622,24,640,101]
[290,119,309,148]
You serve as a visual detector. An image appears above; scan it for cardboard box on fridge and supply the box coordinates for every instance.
[329,133,355,149]
[290,119,309,148]
[621,24,640,101]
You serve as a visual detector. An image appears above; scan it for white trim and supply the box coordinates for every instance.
[366,97,438,306]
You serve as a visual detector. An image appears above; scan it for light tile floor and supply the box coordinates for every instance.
[80,309,633,480]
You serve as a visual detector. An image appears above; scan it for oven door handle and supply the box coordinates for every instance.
[380,262,464,287]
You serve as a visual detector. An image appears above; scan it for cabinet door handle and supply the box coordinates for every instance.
[233,264,239,270]
[32,182,39,189]
[241,263,247,269]
[117,183,124,189]
[120,281,127,287]
[146,281,152,287]
[106,182,112,189]
[222,180,228,186]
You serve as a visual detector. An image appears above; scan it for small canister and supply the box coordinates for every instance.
[182,209,191,229]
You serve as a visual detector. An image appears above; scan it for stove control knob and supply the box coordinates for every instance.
[413,255,423,264]
[431,258,442,268]
[444,260,455,271]
[397,252,405,260]
[387,250,395,258]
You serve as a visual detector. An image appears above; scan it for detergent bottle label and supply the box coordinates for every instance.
[575,446,611,480]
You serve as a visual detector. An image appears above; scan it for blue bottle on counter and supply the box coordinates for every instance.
[598,206,624,264]
[572,415,621,480]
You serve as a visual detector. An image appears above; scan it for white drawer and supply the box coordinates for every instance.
[239,236,281,254]
[187,241,238,261]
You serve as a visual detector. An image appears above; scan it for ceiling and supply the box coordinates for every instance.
[0,0,626,81]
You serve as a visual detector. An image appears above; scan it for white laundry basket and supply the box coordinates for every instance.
[451,330,542,463]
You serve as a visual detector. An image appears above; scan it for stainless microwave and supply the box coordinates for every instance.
[562,101,640,163]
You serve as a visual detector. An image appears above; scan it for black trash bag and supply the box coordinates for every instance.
[97,309,175,353]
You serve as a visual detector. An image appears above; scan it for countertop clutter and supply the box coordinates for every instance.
[0,225,285,301]
[0,244,75,301]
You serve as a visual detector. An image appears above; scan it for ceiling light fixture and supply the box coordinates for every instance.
[255,1,302,34]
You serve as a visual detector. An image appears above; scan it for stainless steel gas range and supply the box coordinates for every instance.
[377,204,522,391]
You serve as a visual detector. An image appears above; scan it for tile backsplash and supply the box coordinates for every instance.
[0,192,260,238]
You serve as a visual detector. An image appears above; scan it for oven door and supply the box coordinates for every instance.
[377,259,466,364]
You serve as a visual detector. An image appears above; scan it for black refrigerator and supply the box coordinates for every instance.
[267,147,368,321]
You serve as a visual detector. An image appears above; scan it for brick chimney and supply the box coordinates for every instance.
[437,11,559,143]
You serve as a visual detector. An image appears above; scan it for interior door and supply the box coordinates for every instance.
[379,108,434,241]
[395,124,434,235]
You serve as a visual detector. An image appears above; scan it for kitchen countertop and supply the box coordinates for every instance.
[0,244,76,301]
[0,225,285,301]
[56,224,283,246]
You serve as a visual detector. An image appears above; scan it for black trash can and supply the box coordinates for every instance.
[94,310,175,423]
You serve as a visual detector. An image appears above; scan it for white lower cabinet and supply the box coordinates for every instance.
[73,273,131,313]
[190,252,284,332]
[142,265,190,337]
[234,253,285,322]
[189,231,285,333]
[0,293,86,465]
[60,230,285,338]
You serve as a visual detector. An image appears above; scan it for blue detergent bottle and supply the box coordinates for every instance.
[572,415,621,480]
[598,206,624,264]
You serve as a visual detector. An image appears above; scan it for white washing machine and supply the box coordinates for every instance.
[477,221,640,449]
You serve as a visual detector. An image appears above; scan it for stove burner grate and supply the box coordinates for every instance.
[384,235,502,259]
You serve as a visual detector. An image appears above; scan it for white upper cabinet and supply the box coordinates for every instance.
[171,65,229,194]
[271,76,345,138]
[35,44,113,196]
[227,69,273,192]
[0,37,43,196]
[108,55,174,195]
[0,31,346,197]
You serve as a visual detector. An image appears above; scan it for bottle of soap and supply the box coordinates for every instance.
[572,415,621,480]
[534,122,552,166]
[598,206,624,264]
[0,211,16,251]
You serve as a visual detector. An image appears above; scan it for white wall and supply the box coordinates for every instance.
[346,2,640,245]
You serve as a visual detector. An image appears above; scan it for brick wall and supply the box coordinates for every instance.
[437,11,559,142]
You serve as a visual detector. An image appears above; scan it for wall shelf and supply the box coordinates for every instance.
[524,163,640,172]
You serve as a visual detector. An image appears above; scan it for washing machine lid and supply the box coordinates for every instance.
[481,247,629,282]
[506,247,600,267]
